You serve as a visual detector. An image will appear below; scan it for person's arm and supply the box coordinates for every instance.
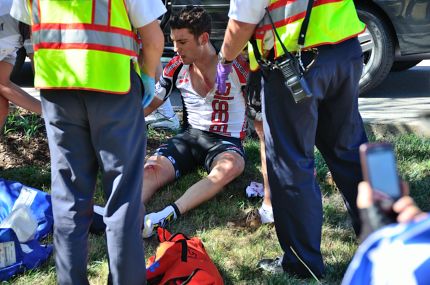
[220,19,257,62]
[216,19,256,94]
[144,97,163,117]
[137,21,164,78]
[136,20,164,107]
[144,57,181,116]
[143,62,163,116]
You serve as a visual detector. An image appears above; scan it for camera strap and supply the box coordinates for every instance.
[250,0,314,67]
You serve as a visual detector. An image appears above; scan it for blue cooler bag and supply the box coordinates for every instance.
[0,178,53,281]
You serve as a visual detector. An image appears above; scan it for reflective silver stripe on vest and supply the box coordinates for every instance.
[258,0,309,30]
[32,29,136,52]
[94,0,109,25]
[31,0,122,26]
[31,0,40,25]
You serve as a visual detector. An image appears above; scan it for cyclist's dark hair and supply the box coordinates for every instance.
[169,5,212,39]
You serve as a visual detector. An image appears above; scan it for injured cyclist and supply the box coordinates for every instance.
[92,5,249,238]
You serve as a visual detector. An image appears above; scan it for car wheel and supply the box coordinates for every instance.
[357,7,395,95]
[391,60,422,72]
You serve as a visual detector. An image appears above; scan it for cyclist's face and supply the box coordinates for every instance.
[171,28,203,64]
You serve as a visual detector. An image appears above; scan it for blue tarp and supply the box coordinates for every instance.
[0,178,53,281]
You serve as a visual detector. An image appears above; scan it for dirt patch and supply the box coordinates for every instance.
[0,131,50,169]
[0,113,174,170]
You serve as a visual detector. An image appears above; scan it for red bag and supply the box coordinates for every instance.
[146,228,224,285]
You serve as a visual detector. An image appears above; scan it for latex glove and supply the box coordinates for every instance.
[245,70,262,120]
[216,62,232,94]
[141,73,155,108]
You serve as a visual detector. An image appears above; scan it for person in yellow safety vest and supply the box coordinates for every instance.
[10,0,165,284]
[217,0,368,280]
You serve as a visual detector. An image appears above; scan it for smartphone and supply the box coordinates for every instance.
[359,143,403,210]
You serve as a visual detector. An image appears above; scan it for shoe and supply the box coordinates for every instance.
[258,256,284,274]
[258,204,274,224]
[146,111,180,130]
[142,214,158,238]
[142,210,176,238]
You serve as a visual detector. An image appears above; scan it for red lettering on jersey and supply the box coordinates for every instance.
[209,82,232,136]
[233,55,250,85]
[209,124,230,135]
[214,94,234,100]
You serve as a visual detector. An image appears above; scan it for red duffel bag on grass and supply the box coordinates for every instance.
[146,227,224,285]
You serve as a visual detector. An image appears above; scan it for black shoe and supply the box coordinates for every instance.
[257,256,284,274]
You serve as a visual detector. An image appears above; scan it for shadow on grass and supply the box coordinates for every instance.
[0,166,51,191]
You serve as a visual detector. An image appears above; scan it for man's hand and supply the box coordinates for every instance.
[393,194,427,223]
[357,181,427,242]
[141,73,155,108]
[216,62,232,94]
[246,70,262,120]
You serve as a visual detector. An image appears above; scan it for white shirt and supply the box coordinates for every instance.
[10,0,166,28]
[0,0,21,60]
[228,0,268,24]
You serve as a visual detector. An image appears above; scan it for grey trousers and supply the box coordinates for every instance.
[41,70,146,285]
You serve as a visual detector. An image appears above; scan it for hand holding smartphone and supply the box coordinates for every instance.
[359,142,404,220]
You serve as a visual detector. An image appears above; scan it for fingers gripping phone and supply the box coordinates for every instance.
[359,143,403,216]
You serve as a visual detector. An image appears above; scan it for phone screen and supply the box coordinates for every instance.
[366,148,401,199]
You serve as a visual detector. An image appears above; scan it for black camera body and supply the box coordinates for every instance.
[275,56,312,103]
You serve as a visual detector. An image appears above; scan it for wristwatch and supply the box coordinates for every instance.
[218,51,233,64]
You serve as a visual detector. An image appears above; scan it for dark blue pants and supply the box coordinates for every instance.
[41,70,147,285]
[262,38,368,278]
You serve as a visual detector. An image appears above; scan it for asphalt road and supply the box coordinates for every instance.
[358,60,430,137]
[364,60,430,98]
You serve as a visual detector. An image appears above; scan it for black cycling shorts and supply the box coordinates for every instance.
[153,127,245,179]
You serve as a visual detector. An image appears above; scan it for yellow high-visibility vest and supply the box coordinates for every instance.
[249,0,365,70]
[28,0,139,94]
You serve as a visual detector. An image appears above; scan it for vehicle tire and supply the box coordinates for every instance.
[357,7,395,95]
[391,60,422,72]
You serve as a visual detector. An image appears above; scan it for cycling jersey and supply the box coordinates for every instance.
[155,55,249,139]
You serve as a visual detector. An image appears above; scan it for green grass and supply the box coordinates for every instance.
[3,110,44,139]
[1,120,429,284]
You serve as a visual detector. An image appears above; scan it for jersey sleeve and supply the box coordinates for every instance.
[232,54,250,87]
[155,55,183,101]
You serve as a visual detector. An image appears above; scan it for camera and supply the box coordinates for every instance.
[275,56,312,103]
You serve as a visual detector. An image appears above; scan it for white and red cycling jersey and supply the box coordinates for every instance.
[155,55,249,139]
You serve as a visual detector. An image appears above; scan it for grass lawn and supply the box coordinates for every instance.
[1,112,429,284]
